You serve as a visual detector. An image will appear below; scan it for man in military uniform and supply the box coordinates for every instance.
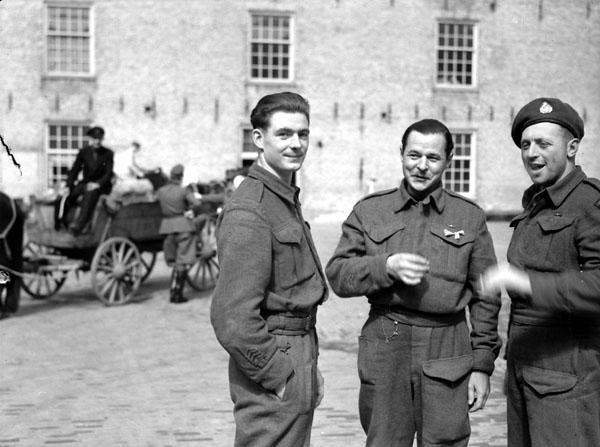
[480,97,600,446]
[326,119,501,446]
[210,92,328,446]
[157,164,201,304]
[58,126,114,233]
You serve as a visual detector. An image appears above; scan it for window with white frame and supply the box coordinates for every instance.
[46,4,92,75]
[242,128,258,167]
[444,132,474,195]
[249,13,293,81]
[46,123,89,189]
[436,21,476,87]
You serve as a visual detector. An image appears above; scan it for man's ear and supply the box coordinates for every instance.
[252,128,264,151]
[445,150,454,169]
[566,139,579,159]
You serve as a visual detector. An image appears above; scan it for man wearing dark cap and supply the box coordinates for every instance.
[156,164,201,303]
[58,126,114,233]
[481,97,600,446]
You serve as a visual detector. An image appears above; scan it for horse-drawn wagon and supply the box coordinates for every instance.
[21,197,220,306]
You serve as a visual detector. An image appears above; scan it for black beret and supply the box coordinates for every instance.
[511,98,584,146]
[86,126,105,139]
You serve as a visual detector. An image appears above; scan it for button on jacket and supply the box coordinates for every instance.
[508,166,600,324]
[210,164,328,392]
[326,182,501,374]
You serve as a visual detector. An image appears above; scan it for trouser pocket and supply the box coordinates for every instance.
[521,365,581,446]
[421,354,473,444]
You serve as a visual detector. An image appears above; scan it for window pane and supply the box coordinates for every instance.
[250,14,292,80]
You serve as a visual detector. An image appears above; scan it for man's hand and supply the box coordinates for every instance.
[386,253,430,285]
[184,210,194,219]
[479,262,532,297]
[315,368,324,407]
[86,182,100,191]
[468,371,490,412]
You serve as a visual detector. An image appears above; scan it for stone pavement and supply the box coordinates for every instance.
[0,220,511,446]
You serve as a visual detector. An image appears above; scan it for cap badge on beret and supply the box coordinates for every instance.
[539,102,553,114]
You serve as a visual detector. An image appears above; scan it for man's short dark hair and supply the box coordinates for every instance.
[401,119,454,156]
[250,92,310,130]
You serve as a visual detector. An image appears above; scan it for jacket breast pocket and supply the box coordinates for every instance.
[429,225,475,282]
[536,215,575,268]
[364,223,405,252]
[273,222,315,290]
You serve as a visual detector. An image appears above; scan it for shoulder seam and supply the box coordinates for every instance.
[444,189,482,209]
[358,187,398,203]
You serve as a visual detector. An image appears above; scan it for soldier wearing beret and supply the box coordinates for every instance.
[481,97,600,446]
[326,119,501,446]
[210,92,328,446]
[157,164,201,303]
[56,126,114,234]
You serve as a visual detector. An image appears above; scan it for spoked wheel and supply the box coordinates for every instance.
[187,218,219,291]
[90,237,143,306]
[21,242,67,299]
[139,251,157,283]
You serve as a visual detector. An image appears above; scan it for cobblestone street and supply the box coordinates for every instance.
[0,219,511,446]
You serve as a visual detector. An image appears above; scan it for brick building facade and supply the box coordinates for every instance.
[1,0,599,216]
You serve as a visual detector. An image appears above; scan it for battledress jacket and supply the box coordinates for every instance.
[156,182,200,234]
[210,164,328,392]
[507,166,600,324]
[66,145,114,194]
[326,183,501,374]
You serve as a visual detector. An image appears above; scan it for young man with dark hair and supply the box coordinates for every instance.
[326,118,501,446]
[211,92,328,446]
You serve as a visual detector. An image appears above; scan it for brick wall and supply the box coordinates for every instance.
[0,0,598,216]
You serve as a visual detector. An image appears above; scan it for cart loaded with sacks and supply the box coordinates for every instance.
[20,197,220,305]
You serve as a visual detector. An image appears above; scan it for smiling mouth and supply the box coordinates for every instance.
[528,163,545,171]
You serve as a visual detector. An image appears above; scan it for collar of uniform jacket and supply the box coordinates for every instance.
[395,180,445,213]
[521,165,586,209]
[247,163,300,205]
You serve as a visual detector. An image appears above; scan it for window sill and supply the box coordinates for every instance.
[433,85,479,93]
[245,79,298,88]
[42,74,96,82]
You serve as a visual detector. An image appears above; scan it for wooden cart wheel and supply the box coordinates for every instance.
[90,237,142,306]
[187,218,219,291]
[139,251,157,283]
[21,242,67,299]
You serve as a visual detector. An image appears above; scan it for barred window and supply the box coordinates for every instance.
[250,14,293,81]
[444,132,474,196]
[46,5,92,75]
[46,124,89,189]
[436,22,476,87]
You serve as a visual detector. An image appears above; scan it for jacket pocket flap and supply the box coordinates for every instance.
[273,224,303,244]
[365,223,405,243]
[522,365,577,395]
[430,225,475,247]
[422,355,473,382]
[537,215,575,232]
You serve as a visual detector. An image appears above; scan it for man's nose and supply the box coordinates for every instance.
[289,134,301,148]
[524,144,539,158]
[416,156,428,170]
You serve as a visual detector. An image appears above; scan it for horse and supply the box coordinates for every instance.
[0,191,24,318]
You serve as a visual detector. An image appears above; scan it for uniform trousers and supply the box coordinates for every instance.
[163,231,196,270]
[228,328,319,447]
[507,322,600,447]
[358,313,473,447]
